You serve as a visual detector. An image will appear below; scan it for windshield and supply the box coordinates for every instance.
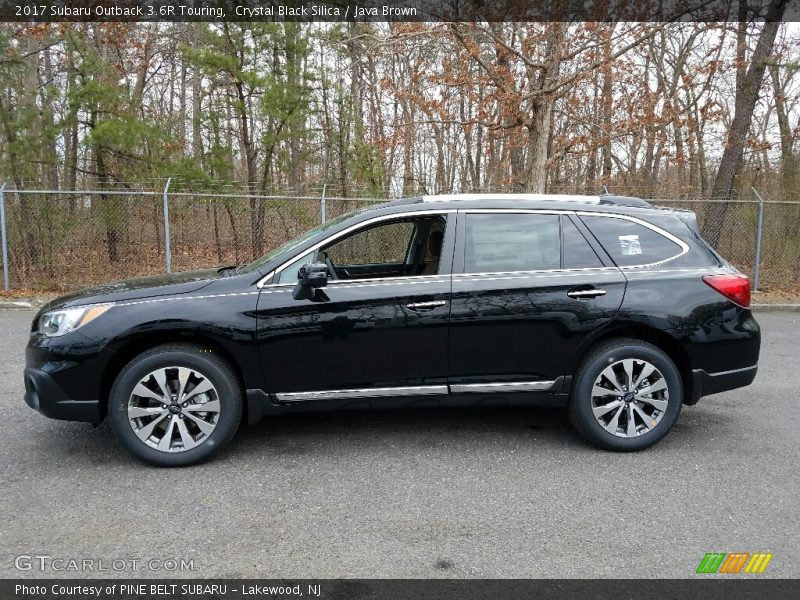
[239,207,371,275]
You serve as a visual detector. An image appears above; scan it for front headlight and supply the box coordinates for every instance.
[38,304,113,337]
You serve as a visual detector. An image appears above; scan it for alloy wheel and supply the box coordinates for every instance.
[590,358,669,438]
[127,366,221,452]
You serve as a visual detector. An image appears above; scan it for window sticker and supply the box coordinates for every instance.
[619,234,642,256]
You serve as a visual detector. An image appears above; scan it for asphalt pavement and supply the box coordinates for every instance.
[0,310,797,578]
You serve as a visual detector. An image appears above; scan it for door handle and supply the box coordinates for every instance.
[567,288,607,299]
[406,300,447,311]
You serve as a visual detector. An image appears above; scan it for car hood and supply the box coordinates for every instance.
[43,268,223,311]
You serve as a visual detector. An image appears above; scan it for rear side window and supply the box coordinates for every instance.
[464,213,560,273]
[581,215,683,267]
[562,217,603,268]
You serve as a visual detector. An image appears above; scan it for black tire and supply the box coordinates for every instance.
[568,338,682,451]
[108,344,242,467]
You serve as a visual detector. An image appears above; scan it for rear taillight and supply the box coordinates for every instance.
[702,274,751,307]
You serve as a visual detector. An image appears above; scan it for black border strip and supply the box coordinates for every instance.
[3,579,800,600]
[1,0,800,23]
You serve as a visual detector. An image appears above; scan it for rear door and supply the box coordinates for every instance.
[448,210,626,392]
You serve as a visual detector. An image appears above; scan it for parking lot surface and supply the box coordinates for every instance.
[1,310,797,578]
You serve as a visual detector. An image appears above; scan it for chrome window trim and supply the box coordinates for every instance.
[256,209,455,288]
[575,211,689,268]
[261,267,617,292]
[453,266,618,279]
[459,208,688,270]
[256,207,690,287]
[620,267,719,277]
[450,381,556,393]
[275,385,449,403]
[258,274,450,293]
[324,277,449,290]
[260,267,712,294]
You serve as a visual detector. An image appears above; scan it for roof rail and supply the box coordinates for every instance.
[421,193,600,204]
[419,193,651,208]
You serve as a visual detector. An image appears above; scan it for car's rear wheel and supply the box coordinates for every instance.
[108,344,242,467]
[568,338,682,451]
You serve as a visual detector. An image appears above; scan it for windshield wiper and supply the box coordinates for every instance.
[217,265,242,277]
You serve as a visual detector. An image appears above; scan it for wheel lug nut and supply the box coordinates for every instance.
[162,404,167,409]
[182,402,188,408]
[179,414,184,419]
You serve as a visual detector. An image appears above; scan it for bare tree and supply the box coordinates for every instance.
[703,0,788,246]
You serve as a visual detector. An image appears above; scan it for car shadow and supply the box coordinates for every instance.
[228,400,748,459]
[232,405,573,452]
[25,401,745,466]
[21,405,572,468]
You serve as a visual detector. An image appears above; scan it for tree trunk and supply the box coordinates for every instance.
[770,63,796,195]
[64,48,79,195]
[526,99,555,193]
[525,23,565,193]
[702,0,787,247]
[234,79,260,257]
[192,67,203,160]
[601,24,614,183]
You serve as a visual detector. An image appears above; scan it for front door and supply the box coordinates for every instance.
[255,212,454,400]
[448,210,626,391]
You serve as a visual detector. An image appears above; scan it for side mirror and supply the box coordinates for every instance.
[292,262,328,300]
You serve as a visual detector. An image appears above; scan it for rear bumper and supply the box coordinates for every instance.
[687,365,758,405]
[24,367,101,423]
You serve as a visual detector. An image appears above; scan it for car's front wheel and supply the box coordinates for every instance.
[108,344,242,467]
[568,338,682,451]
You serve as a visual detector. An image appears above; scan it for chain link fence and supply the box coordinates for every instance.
[0,186,382,290]
[0,184,797,293]
[653,196,800,291]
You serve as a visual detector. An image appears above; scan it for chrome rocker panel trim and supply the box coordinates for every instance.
[275,385,449,403]
[449,381,557,393]
[274,381,557,403]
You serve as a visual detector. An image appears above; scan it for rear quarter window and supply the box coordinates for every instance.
[581,215,684,267]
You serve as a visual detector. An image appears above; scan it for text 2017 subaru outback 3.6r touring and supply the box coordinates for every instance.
[25,194,760,466]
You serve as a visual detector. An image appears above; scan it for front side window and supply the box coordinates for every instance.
[325,221,415,266]
[320,217,446,279]
[464,213,560,273]
[240,208,367,275]
[275,215,447,282]
[277,251,314,284]
[581,215,683,267]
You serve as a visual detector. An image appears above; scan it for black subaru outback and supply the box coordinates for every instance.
[24,194,760,466]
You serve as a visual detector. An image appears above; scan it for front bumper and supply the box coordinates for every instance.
[687,364,758,405]
[24,367,101,422]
